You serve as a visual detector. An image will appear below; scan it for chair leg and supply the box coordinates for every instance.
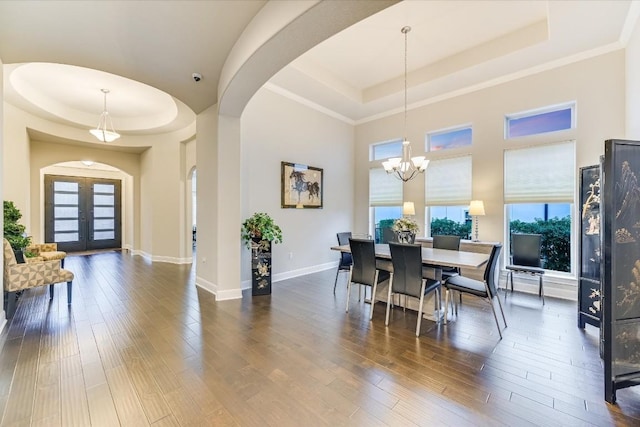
[416,281,427,337]
[444,289,450,324]
[488,297,503,339]
[333,268,340,294]
[345,268,353,313]
[495,292,508,328]
[539,275,545,305]
[49,283,55,299]
[67,281,72,304]
[385,274,394,326]
[5,291,17,319]
[369,272,379,320]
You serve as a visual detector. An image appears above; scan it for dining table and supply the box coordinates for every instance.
[331,243,491,320]
[331,243,489,277]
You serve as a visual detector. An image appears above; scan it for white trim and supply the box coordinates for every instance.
[216,288,243,301]
[242,261,337,290]
[499,270,577,301]
[151,255,192,264]
[130,250,192,264]
[263,82,355,125]
[0,315,7,334]
[195,276,216,294]
[195,277,242,301]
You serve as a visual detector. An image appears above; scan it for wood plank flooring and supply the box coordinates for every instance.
[1,251,639,426]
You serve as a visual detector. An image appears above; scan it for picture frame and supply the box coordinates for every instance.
[281,162,323,209]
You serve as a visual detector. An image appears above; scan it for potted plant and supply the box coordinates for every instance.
[241,212,283,295]
[3,200,32,263]
[392,217,420,243]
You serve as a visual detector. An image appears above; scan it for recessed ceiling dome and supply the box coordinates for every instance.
[9,63,178,132]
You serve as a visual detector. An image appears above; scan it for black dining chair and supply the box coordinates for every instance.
[432,235,461,279]
[334,232,352,293]
[346,238,390,320]
[443,244,506,339]
[505,233,545,304]
[386,242,441,337]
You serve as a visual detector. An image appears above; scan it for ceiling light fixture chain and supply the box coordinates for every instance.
[382,26,429,182]
[89,88,120,143]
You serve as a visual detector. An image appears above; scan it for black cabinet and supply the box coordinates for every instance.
[578,165,602,333]
[602,139,640,403]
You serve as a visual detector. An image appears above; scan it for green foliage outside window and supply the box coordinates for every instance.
[430,218,471,240]
[429,216,571,273]
[509,217,571,272]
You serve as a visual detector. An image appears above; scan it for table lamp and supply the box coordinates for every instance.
[469,200,485,241]
[402,201,415,216]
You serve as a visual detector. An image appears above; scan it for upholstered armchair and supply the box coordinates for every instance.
[26,242,66,267]
[3,239,74,318]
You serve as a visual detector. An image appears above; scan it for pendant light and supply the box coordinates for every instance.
[89,89,120,143]
[382,26,429,182]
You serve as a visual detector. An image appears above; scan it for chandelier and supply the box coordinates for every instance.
[382,26,429,182]
[89,89,120,143]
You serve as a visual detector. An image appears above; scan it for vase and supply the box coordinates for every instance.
[396,231,415,244]
[251,238,272,295]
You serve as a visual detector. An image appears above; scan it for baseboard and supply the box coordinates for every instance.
[241,261,338,290]
[195,276,243,301]
[130,250,192,264]
[0,314,6,335]
[499,270,577,301]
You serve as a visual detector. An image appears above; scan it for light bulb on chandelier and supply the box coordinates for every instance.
[382,26,429,182]
[89,89,120,143]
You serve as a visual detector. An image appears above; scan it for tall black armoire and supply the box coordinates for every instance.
[578,164,602,333]
[602,139,640,403]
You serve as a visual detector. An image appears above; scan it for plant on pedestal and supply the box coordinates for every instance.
[241,212,283,295]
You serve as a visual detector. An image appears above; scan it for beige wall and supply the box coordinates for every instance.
[627,12,640,140]
[2,101,196,262]
[241,87,354,284]
[29,141,140,247]
[194,104,219,295]
[355,50,625,298]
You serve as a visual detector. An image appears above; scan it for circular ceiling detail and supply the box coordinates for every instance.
[9,63,179,131]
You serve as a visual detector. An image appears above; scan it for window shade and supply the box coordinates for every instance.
[504,141,575,203]
[425,156,472,206]
[369,168,402,207]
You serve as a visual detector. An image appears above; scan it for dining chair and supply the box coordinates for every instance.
[334,232,352,293]
[346,238,390,320]
[386,242,441,337]
[505,233,545,304]
[432,234,461,280]
[443,244,506,339]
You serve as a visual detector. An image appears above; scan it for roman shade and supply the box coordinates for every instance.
[425,155,472,206]
[504,141,575,203]
[369,167,402,207]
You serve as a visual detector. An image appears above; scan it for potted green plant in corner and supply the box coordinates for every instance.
[4,200,32,263]
[241,212,283,296]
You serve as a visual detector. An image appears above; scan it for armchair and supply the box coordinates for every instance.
[3,239,74,318]
[26,242,67,267]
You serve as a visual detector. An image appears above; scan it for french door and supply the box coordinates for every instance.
[44,175,122,252]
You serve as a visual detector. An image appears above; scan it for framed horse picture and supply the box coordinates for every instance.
[281,161,323,209]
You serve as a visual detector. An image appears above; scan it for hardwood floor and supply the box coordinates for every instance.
[1,252,639,426]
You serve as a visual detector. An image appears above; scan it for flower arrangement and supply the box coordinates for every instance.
[392,217,420,233]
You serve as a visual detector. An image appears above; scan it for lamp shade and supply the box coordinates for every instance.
[469,200,485,216]
[402,201,415,216]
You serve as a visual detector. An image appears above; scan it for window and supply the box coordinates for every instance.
[370,168,402,242]
[427,126,472,151]
[506,103,574,139]
[504,141,575,273]
[371,139,402,161]
[425,156,472,237]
